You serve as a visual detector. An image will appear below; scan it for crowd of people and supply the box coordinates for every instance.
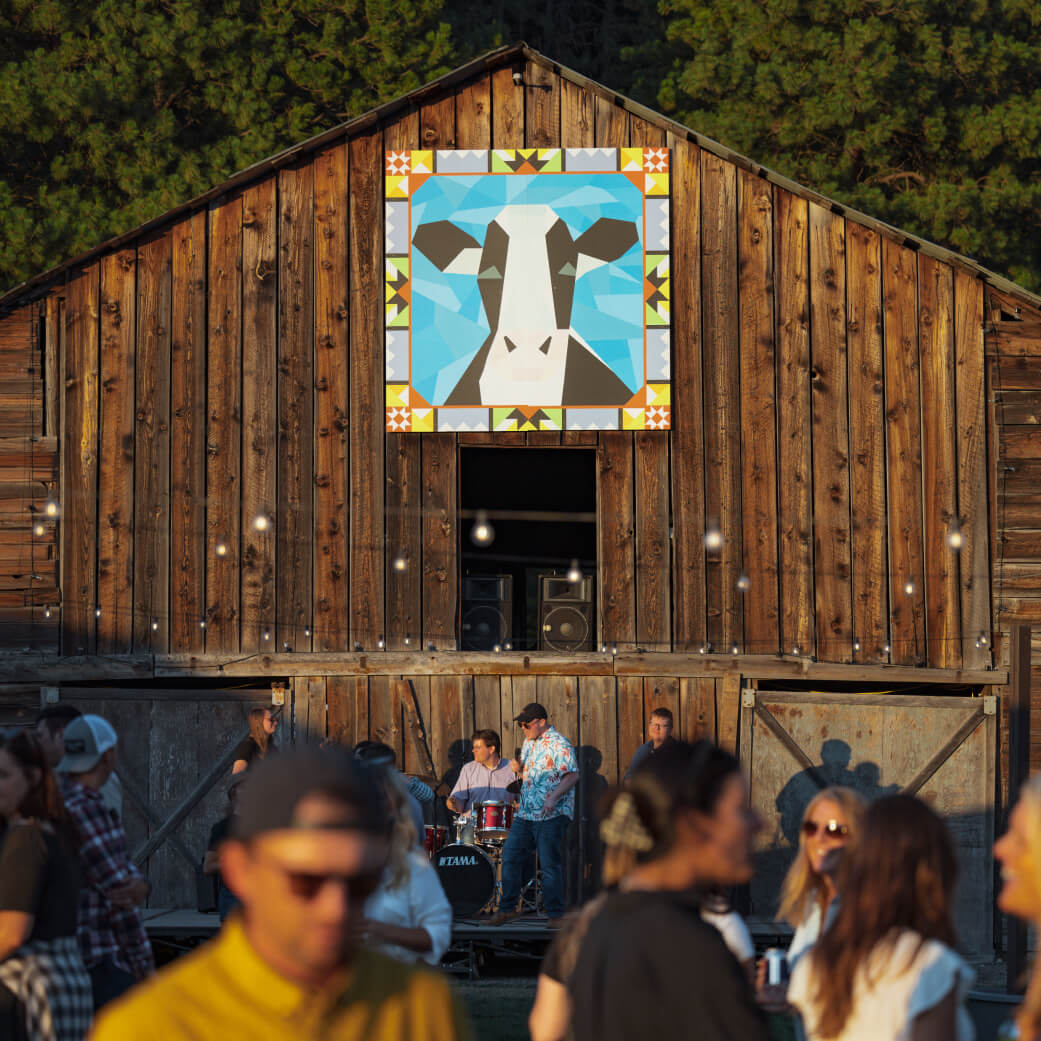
[0,699,1038,1040]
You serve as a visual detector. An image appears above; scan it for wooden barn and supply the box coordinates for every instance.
[0,44,1037,963]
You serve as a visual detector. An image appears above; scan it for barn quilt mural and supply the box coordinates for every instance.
[385,148,671,432]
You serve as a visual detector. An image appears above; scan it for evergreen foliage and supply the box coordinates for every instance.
[652,0,1041,291]
[3,0,1041,294]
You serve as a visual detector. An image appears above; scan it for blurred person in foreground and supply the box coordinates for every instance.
[0,729,92,1041]
[360,766,452,965]
[994,775,1041,1040]
[567,740,770,1041]
[59,716,153,1010]
[90,745,472,1041]
[787,794,973,1041]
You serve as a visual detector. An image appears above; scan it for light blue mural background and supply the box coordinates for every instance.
[409,173,644,406]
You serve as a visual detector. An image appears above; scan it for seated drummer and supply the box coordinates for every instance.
[446,729,518,817]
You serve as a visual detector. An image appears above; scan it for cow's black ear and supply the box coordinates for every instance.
[412,221,482,271]
[574,218,639,263]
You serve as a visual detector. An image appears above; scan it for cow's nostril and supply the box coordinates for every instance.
[504,336,518,353]
[539,337,552,355]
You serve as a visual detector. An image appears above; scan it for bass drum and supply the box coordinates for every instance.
[434,843,497,917]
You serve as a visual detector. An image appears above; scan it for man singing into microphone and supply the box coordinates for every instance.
[491,704,578,926]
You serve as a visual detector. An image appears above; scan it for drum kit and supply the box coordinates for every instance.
[426,800,515,917]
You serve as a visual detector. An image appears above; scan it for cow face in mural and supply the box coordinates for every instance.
[412,204,638,408]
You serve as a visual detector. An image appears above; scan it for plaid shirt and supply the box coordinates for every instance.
[60,778,155,980]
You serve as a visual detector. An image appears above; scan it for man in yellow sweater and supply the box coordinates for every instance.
[90,746,472,1041]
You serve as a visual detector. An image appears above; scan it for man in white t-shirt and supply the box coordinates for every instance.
[447,729,518,816]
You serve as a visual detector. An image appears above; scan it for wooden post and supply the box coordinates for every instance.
[1008,623,1031,993]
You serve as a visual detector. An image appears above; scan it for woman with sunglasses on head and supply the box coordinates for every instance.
[780,787,864,967]
[360,767,453,965]
[0,729,92,1041]
[568,740,770,1041]
[787,794,973,1041]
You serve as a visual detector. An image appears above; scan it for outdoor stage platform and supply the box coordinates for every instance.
[142,909,794,978]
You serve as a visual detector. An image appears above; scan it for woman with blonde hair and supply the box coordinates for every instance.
[779,786,865,964]
[230,707,278,774]
[994,775,1041,1040]
[360,766,452,965]
[788,793,973,1040]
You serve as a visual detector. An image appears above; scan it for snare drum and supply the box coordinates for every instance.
[474,800,513,843]
[434,843,498,917]
[423,824,448,860]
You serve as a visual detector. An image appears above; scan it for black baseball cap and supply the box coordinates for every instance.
[232,745,387,840]
[514,702,548,724]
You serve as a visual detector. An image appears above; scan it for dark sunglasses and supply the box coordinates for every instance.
[801,819,849,839]
[257,853,381,902]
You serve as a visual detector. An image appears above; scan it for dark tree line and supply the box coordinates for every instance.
[4,0,1041,294]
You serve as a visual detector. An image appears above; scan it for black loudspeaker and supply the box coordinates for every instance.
[538,574,595,652]
[460,575,513,650]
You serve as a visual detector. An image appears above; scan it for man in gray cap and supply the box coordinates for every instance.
[59,714,154,1009]
[91,746,473,1041]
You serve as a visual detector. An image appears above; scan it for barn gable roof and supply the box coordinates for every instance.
[3,42,1040,312]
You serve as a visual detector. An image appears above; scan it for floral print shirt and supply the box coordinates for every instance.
[518,726,578,821]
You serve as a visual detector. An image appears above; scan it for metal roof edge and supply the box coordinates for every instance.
[4,41,1041,316]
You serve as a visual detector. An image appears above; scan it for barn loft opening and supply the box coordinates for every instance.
[458,447,596,652]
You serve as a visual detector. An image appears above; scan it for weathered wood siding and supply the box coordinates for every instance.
[0,307,58,652]
[3,55,995,675]
[987,287,1041,769]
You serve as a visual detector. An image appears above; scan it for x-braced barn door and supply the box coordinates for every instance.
[739,689,997,956]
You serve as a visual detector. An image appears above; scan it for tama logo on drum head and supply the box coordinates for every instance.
[439,854,480,866]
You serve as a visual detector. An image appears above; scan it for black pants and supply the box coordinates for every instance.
[89,958,136,1011]
[0,980,27,1041]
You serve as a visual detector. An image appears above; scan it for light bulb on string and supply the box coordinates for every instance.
[704,527,723,552]
[252,513,272,533]
[304,626,312,638]
[903,580,916,597]
[730,643,739,655]
[215,541,229,558]
[282,641,291,652]
[980,632,989,647]
[946,523,964,550]
[974,637,982,649]
[504,640,512,651]
[600,644,608,653]
[493,643,501,653]
[199,618,207,630]
[470,510,494,547]
[262,630,270,642]
[392,553,408,572]
[883,642,891,655]
[43,606,52,619]
[566,559,582,584]
[377,635,385,650]
[44,498,59,519]
[404,634,411,647]
[792,645,800,656]
[33,522,45,537]
[611,645,618,655]
[853,639,861,653]
[94,606,101,619]
[151,618,159,632]
[736,574,750,593]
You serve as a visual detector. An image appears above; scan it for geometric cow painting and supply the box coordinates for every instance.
[385,148,671,432]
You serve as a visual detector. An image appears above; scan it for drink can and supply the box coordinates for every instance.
[764,947,789,986]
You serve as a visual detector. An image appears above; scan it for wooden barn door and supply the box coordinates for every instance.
[740,689,997,956]
[57,687,271,910]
